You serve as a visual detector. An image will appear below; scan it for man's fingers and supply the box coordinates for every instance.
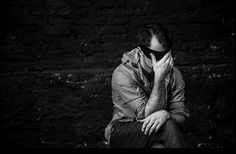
[150,53,156,64]
[141,118,150,132]
[142,118,151,133]
[155,121,164,133]
[165,56,172,65]
[144,119,155,135]
[169,57,174,68]
[159,51,171,63]
[139,119,145,122]
[148,121,159,135]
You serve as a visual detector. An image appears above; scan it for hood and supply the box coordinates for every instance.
[121,47,141,68]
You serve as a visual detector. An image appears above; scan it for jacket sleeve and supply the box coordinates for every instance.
[167,67,189,124]
[112,68,148,120]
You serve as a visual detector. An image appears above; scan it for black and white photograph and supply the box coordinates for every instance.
[0,0,234,149]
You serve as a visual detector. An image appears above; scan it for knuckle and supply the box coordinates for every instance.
[147,126,151,130]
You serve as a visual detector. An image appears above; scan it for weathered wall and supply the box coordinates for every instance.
[2,0,234,66]
[0,0,234,148]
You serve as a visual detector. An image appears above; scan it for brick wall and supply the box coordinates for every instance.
[0,0,234,148]
[1,0,234,76]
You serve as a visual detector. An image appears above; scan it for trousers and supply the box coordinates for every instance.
[110,119,186,148]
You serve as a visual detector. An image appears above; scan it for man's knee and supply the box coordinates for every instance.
[163,118,179,132]
[160,119,186,148]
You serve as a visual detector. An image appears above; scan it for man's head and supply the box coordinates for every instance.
[137,24,172,60]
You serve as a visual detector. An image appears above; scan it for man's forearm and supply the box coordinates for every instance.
[144,79,166,117]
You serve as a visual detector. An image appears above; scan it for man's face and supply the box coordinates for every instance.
[144,34,169,68]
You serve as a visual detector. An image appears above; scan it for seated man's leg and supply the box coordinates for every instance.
[110,121,152,148]
[154,118,186,148]
[110,119,185,148]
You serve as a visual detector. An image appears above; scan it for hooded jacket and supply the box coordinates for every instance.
[104,47,189,144]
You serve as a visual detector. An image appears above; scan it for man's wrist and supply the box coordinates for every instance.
[154,79,165,89]
[154,76,163,84]
[162,110,170,119]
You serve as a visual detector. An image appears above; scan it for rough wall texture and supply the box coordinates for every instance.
[1,0,234,148]
[2,0,234,65]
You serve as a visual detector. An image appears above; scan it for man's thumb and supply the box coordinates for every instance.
[138,119,145,122]
[150,53,156,63]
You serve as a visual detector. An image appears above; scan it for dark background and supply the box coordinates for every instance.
[0,0,234,148]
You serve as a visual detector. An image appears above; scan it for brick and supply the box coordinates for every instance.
[69,0,90,7]
[86,8,107,18]
[57,5,71,16]
[114,34,128,43]
[102,26,126,34]
[97,0,125,8]
[151,0,178,8]
[113,7,134,16]
[158,12,186,24]
[30,7,47,16]
[48,17,69,26]
[131,16,154,26]
[101,42,120,51]
[46,0,67,7]
[17,15,46,25]
[126,0,145,6]
[110,17,129,25]
[8,0,41,6]
[21,32,42,45]
[71,8,88,16]
[73,25,91,34]
[45,0,71,16]
[91,17,106,26]
[75,17,92,25]
[42,25,70,35]
[182,0,206,7]
[100,34,115,42]
[126,31,137,42]
[83,43,101,53]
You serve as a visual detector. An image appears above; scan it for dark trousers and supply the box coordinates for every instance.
[110,119,186,148]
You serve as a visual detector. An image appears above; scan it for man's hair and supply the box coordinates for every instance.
[137,23,172,50]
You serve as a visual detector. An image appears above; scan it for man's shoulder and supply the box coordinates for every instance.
[111,63,138,85]
[170,66,185,86]
[112,64,133,79]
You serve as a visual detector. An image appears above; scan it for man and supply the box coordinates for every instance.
[104,24,189,148]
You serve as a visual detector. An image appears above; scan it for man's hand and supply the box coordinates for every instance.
[140,110,170,135]
[150,51,173,83]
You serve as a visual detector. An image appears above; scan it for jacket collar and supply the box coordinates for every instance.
[121,47,171,84]
[121,47,141,68]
